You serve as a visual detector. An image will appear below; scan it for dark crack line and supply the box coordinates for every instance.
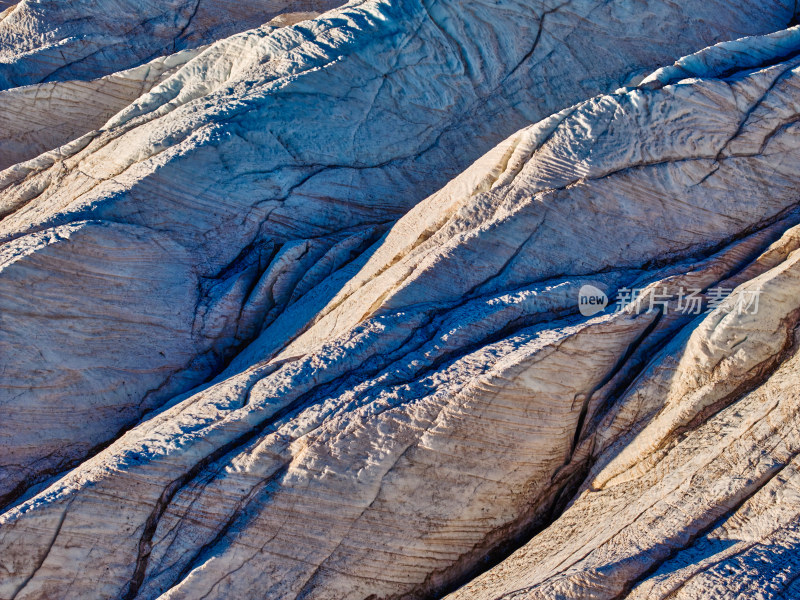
[543,320,800,599]
[172,0,202,52]
[615,448,800,600]
[570,308,663,457]
[423,217,800,600]
[420,0,471,79]
[18,203,800,599]
[504,0,573,84]
[39,12,183,86]
[164,464,290,594]
[152,303,575,597]
[10,497,74,600]
[705,53,800,169]
[121,313,432,599]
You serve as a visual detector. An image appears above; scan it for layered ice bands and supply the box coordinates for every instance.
[4,13,800,600]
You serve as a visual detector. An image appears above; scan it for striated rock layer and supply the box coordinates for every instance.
[1,0,794,505]
[4,9,800,600]
[0,0,344,88]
